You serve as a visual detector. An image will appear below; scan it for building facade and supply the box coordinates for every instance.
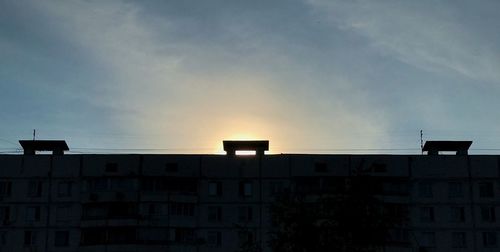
[0,140,499,252]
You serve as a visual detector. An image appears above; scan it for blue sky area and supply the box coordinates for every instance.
[1,0,500,154]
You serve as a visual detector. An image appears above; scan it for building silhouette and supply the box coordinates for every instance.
[0,139,499,251]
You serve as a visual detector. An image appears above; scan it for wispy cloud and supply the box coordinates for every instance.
[307,0,500,83]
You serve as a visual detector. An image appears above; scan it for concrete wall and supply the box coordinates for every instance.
[0,154,499,252]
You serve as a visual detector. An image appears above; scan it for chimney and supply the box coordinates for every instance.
[19,140,69,155]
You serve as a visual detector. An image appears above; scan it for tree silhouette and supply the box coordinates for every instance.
[268,176,408,252]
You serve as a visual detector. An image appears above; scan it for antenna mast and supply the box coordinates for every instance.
[420,130,423,154]
[33,129,36,141]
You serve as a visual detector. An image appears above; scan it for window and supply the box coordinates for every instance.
[82,204,107,219]
[169,202,194,217]
[137,228,168,244]
[107,227,136,244]
[54,231,69,247]
[0,181,12,197]
[140,177,197,194]
[418,182,433,198]
[110,178,135,191]
[483,232,497,247]
[448,182,464,198]
[27,180,42,197]
[56,206,71,221]
[147,203,165,216]
[0,207,9,222]
[382,181,410,196]
[239,181,252,197]
[89,178,109,192]
[174,228,195,243]
[0,231,6,245]
[208,182,222,196]
[269,181,285,196]
[207,231,222,247]
[481,206,496,222]
[57,182,72,197]
[387,228,409,243]
[452,232,466,248]
[479,182,494,198]
[450,207,465,223]
[370,162,387,172]
[105,162,118,172]
[420,232,436,248]
[238,206,253,222]
[314,162,328,172]
[208,206,222,222]
[25,206,41,222]
[81,228,106,245]
[238,231,254,246]
[420,207,435,222]
[24,230,36,246]
[165,162,178,172]
[108,203,137,218]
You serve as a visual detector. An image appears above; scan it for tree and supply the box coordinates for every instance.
[234,224,261,252]
[268,176,408,252]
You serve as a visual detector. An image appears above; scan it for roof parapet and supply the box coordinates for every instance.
[223,140,269,156]
[422,141,472,156]
[19,140,69,155]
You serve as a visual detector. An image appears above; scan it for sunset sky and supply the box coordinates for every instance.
[1,0,500,154]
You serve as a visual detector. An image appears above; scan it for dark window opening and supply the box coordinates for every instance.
[57,182,72,197]
[450,207,465,223]
[207,231,222,247]
[420,207,435,222]
[55,231,69,247]
[239,181,252,197]
[0,181,12,197]
[481,206,496,222]
[0,206,10,222]
[483,232,497,247]
[208,206,222,222]
[448,182,464,198]
[452,232,466,248]
[81,228,106,245]
[82,203,137,219]
[105,162,118,172]
[170,202,195,217]
[165,163,179,172]
[314,162,328,173]
[140,177,198,194]
[24,231,36,246]
[26,206,41,222]
[174,228,195,244]
[238,206,253,222]
[28,180,42,197]
[479,182,494,198]
[208,182,222,196]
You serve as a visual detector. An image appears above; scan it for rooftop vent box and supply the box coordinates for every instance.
[422,141,472,156]
[223,140,269,156]
[19,140,69,155]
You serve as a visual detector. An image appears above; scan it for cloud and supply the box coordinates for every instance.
[307,0,500,83]
[13,0,393,151]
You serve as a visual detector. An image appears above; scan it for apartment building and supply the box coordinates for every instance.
[0,140,499,252]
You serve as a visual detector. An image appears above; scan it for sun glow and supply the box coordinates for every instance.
[235,150,257,155]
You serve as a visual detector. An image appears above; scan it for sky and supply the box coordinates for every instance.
[1,0,500,154]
